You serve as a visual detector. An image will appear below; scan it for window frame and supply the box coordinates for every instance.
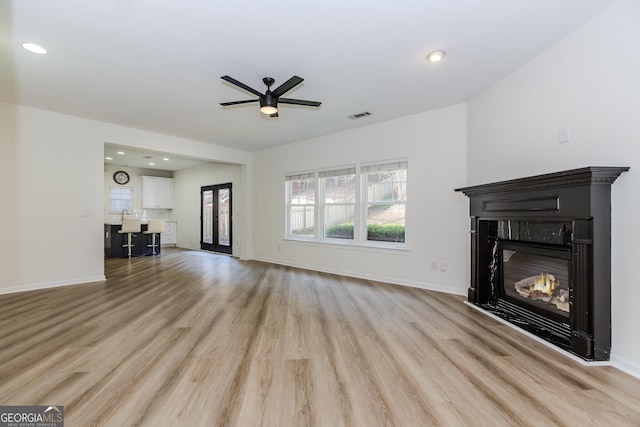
[318,166,357,243]
[284,159,408,250]
[285,172,317,241]
[360,160,408,248]
[108,186,134,213]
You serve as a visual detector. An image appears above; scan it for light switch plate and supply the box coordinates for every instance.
[559,125,570,144]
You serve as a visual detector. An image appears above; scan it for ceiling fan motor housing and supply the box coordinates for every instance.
[260,92,277,110]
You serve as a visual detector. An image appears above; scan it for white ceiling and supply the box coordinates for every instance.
[104,143,209,171]
[1,0,618,154]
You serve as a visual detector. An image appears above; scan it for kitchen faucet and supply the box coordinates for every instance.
[121,209,129,223]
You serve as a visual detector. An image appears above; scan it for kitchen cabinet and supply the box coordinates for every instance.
[162,221,177,246]
[141,176,173,209]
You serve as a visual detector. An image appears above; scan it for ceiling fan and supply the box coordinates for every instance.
[220,75,321,117]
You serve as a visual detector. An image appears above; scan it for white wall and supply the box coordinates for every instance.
[103,164,173,222]
[467,0,640,376]
[252,103,469,294]
[0,102,106,292]
[173,162,242,254]
[0,101,253,293]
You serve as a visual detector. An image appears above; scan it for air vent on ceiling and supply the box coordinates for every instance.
[348,111,372,120]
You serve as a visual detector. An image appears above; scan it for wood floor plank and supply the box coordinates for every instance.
[1,248,639,426]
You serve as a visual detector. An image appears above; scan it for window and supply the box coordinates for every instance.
[285,160,408,248]
[320,167,356,240]
[286,172,316,238]
[109,187,133,212]
[361,161,407,243]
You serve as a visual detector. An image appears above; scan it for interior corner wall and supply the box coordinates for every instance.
[104,164,173,221]
[466,0,640,376]
[252,103,469,295]
[0,102,21,288]
[0,102,105,292]
[0,100,253,294]
[172,162,242,254]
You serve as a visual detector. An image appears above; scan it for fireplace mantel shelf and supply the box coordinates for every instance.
[455,166,629,197]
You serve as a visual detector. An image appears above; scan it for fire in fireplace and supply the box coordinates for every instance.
[516,272,568,311]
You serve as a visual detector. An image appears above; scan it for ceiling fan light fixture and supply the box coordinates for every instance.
[260,105,278,115]
[260,94,278,115]
[427,50,446,62]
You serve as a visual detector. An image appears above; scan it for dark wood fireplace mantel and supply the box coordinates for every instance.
[456,166,628,361]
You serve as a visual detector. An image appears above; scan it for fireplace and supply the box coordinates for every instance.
[456,167,628,361]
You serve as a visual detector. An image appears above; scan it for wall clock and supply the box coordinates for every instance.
[113,170,130,185]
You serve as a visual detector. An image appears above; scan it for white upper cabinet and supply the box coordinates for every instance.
[141,176,173,209]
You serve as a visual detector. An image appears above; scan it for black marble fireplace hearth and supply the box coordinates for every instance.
[456,167,628,361]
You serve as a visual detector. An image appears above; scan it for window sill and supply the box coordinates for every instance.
[284,237,409,253]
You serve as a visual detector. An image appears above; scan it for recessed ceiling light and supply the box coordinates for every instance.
[22,43,48,54]
[427,50,446,62]
[162,158,170,161]
[105,157,113,160]
[116,151,125,155]
[148,162,156,166]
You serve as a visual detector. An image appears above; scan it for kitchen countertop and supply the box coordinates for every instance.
[105,220,177,225]
[105,221,149,226]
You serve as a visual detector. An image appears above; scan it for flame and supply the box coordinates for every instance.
[529,272,558,296]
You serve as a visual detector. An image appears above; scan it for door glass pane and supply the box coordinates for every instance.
[218,188,230,246]
[203,190,213,244]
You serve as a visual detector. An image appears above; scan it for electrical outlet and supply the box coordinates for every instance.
[439,262,447,272]
[431,261,438,271]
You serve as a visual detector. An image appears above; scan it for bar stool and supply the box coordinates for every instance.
[143,220,164,255]
[118,218,141,258]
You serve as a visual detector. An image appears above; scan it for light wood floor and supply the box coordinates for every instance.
[1,248,639,426]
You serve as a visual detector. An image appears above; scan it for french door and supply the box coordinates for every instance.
[201,183,232,254]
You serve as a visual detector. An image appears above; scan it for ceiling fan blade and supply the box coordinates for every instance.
[271,76,304,98]
[221,75,263,97]
[220,99,260,106]
[278,98,321,107]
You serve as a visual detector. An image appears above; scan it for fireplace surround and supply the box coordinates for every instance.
[456,167,628,361]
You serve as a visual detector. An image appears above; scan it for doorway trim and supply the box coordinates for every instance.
[200,183,232,254]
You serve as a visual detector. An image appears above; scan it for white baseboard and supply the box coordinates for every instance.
[251,256,467,296]
[610,353,640,379]
[0,275,106,296]
[176,244,199,250]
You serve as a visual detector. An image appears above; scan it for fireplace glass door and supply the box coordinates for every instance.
[500,243,571,320]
